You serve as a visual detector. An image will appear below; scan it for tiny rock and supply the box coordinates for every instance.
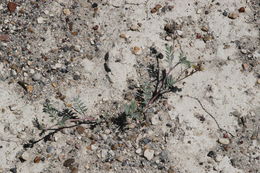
[37,17,45,24]
[176,30,183,36]
[151,114,160,125]
[76,126,85,134]
[135,148,142,154]
[242,63,249,70]
[119,33,127,39]
[165,36,172,41]
[92,25,99,30]
[0,34,10,42]
[203,35,214,42]
[215,155,223,162]
[196,33,202,39]
[32,73,42,81]
[130,24,139,31]
[34,156,41,163]
[168,166,175,173]
[7,2,17,12]
[116,156,125,162]
[257,79,260,85]
[218,138,230,145]
[151,8,157,13]
[132,46,142,55]
[155,4,162,10]
[46,146,54,153]
[71,167,78,173]
[164,23,176,34]
[228,12,239,19]
[91,144,98,151]
[21,152,30,161]
[26,85,33,93]
[101,149,108,159]
[201,26,209,32]
[144,148,154,161]
[63,8,71,15]
[196,9,202,14]
[238,7,245,13]
[240,49,247,54]
[151,4,162,13]
[63,158,75,167]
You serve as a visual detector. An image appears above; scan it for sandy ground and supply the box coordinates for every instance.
[0,0,259,173]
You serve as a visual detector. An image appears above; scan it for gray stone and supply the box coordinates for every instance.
[144,149,154,161]
[32,73,42,81]
[218,138,230,145]
[46,146,54,153]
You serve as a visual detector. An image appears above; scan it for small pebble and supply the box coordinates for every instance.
[7,2,17,12]
[132,46,142,55]
[218,138,230,145]
[144,148,154,161]
[176,30,183,36]
[37,17,45,24]
[74,45,81,52]
[32,73,42,81]
[63,8,71,15]
[238,7,245,13]
[151,4,162,13]
[92,25,99,30]
[76,126,85,134]
[168,166,175,173]
[215,155,223,162]
[71,167,78,173]
[116,156,125,162]
[119,33,127,39]
[135,148,142,154]
[201,26,208,32]
[10,168,17,173]
[228,12,239,19]
[222,11,228,16]
[92,3,98,8]
[241,49,247,54]
[151,114,159,125]
[63,158,75,167]
[196,9,202,14]
[130,24,139,31]
[73,74,80,80]
[207,151,216,158]
[26,85,33,93]
[0,34,10,42]
[91,144,98,151]
[46,146,54,153]
[242,63,249,70]
[34,156,41,163]
[257,79,260,85]
[165,36,172,41]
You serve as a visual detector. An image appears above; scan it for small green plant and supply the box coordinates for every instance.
[127,44,203,116]
[124,100,139,118]
[26,97,96,148]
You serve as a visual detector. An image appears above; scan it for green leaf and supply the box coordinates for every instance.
[165,75,175,88]
[165,44,174,65]
[179,55,191,68]
[124,100,137,116]
[142,82,152,105]
[73,97,88,115]
[43,101,59,117]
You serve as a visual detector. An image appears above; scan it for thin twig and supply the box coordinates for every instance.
[181,94,235,137]
[24,120,103,149]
